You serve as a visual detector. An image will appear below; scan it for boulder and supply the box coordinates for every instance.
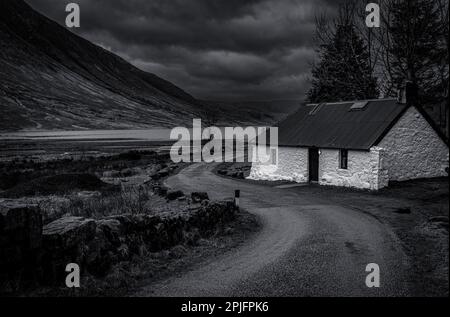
[85,218,123,276]
[103,170,120,178]
[42,217,97,282]
[120,168,134,177]
[0,201,42,253]
[152,167,170,180]
[191,192,209,203]
[96,218,122,247]
[77,191,101,199]
[169,245,188,258]
[0,196,70,225]
[392,207,411,214]
[43,216,97,249]
[166,190,184,201]
[153,184,168,196]
[0,202,43,288]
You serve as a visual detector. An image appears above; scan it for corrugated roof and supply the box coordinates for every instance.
[278,98,409,150]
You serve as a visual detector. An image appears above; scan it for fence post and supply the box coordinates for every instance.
[234,190,240,208]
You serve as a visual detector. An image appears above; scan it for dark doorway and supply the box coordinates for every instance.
[309,148,319,182]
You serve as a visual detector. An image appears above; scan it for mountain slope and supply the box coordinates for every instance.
[0,0,213,131]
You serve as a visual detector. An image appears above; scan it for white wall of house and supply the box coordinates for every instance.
[248,147,308,182]
[248,106,448,189]
[248,146,387,189]
[319,147,388,190]
[378,106,449,181]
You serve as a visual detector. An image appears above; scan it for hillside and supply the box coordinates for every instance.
[203,100,302,125]
[0,0,277,131]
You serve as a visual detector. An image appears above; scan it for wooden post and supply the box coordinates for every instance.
[234,190,240,208]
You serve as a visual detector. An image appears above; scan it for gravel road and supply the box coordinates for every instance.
[136,163,411,296]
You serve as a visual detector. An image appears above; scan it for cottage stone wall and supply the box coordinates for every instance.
[248,147,308,182]
[248,107,448,189]
[378,106,449,181]
[319,147,387,190]
[249,146,386,189]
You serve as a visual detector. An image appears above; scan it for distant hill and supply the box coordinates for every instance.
[202,100,303,125]
[0,0,283,131]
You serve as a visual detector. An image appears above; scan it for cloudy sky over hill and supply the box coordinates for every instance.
[29,0,340,101]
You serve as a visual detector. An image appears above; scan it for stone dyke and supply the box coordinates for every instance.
[0,199,237,291]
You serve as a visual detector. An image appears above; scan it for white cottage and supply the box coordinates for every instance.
[249,98,449,190]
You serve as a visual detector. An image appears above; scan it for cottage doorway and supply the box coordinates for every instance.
[309,147,319,182]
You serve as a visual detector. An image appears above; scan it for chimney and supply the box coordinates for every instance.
[397,84,406,104]
[397,81,418,106]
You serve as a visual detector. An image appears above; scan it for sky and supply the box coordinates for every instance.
[29,0,340,102]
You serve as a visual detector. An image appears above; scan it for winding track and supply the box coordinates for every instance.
[136,163,411,296]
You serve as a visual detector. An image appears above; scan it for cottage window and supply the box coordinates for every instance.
[339,149,348,169]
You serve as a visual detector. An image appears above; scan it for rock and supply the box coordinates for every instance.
[103,170,120,178]
[153,185,168,196]
[84,218,128,276]
[96,218,122,246]
[0,202,43,287]
[0,193,238,288]
[429,216,449,223]
[170,245,188,258]
[167,190,184,201]
[184,229,201,246]
[120,168,134,177]
[117,244,129,259]
[41,217,97,280]
[393,207,411,214]
[77,191,101,199]
[428,216,449,231]
[152,167,170,180]
[43,216,97,249]
[223,227,234,235]
[0,202,42,250]
[191,192,209,203]
[0,196,70,225]
[435,222,449,230]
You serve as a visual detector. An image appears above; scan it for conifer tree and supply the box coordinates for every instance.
[308,21,378,103]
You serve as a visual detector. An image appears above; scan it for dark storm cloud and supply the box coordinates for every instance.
[28,0,340,101]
